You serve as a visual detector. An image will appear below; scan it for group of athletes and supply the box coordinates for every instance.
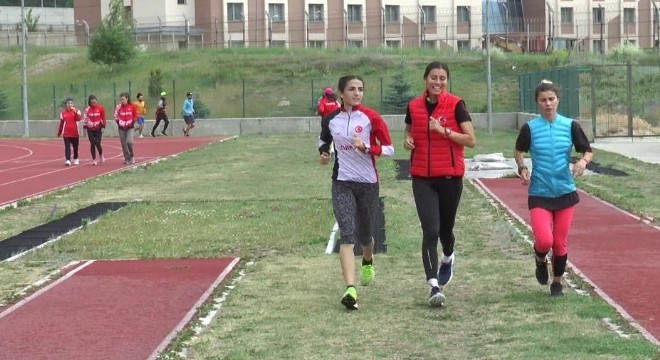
[57,91,196,166]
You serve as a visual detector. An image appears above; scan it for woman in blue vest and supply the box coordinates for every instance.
[403,61,476,307]
[514,80,594,296]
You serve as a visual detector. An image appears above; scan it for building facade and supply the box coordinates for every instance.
[71,0,660,53]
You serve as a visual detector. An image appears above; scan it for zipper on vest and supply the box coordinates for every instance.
[450,146,455,168]
[346,110,352,137]
[427,120,431,177]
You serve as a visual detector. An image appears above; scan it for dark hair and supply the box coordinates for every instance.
[65,97,74,103]
[423,61,450,79]
[534,80,560,101]
[337,75,364,93]
[136,92,143,98]
[119,92,130,102]
[88,94,97,106]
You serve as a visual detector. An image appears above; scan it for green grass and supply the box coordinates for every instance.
[5,46,649,121]
[0,130,659,359]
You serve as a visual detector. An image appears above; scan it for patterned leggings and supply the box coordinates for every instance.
[331,180,379,246]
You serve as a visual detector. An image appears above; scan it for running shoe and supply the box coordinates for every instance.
[73,159,79,165]
[65,160,71,166]
[438,254,455,286]
[360,264,375,286]
[100,155,106,163]
[92,160,97,166]
[535,256,549,285]
[550,282,564,297]
[341,286,358,310]
[429,286,446,307]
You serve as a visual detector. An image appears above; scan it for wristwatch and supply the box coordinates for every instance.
[444,127,452,136]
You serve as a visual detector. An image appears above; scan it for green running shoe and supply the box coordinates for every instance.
[360,264,375,286]
[341,286,358,310]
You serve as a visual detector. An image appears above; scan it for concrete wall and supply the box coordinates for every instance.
[0,112,595,142]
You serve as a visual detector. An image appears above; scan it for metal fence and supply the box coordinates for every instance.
[8,75,419,123]
[520,64,660,137]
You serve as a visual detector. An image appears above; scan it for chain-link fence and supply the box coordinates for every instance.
[520,64,660,137]
[11,75,418,123]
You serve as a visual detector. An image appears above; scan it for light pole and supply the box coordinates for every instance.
[499,1,509,50]
[76,19,89,45]
[485,0,493,134]
[21,0,29,137]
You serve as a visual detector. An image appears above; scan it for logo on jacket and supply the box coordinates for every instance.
[355,125,363,133]
[438,116,447,125]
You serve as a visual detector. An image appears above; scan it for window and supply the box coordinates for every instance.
[271,40,286,47]
[386,40,400,48]
[624,39,636,46]
[177,0,186,4]
[623,8,635,25]
[229,40,245,48]
[561,7,573,25]
[227,3,243,21]
[347,5,362,22]
[457,40,470,51]
[422,40,436,48]
[593,40,604,54]
[385,5,399,23]
[308,40,325,48]
[269,3,285,22]
[457,6,470,24]
[422,6,436,23]
[348,40,363,48]
[309,4,323,22]
[593,7,604,24]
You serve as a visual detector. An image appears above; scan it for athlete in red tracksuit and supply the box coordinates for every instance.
[114,92,138,165]
[83,95,107,165]
[57,97,82,166]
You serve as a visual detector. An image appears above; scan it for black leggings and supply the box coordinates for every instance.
[152,113,169,134]
[412,176,463,281]
[63,137,79,161]
[87,129,103,160]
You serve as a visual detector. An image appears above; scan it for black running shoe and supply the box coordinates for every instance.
[550,282,564,296]
[535,256,549,285]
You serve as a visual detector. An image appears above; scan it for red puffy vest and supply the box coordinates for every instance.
[409,91,465,177]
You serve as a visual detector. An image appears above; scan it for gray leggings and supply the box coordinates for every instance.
[332,180,379,246]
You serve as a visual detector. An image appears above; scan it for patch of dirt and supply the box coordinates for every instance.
[595,112,660,136]
[30,53,78,76]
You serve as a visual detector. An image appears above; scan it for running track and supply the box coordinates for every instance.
[474,178,660,345]
[0,136,230,208]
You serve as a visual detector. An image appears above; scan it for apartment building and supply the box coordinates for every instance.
[73,0,660,53]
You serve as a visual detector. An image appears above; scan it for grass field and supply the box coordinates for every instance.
[0,129,659,359]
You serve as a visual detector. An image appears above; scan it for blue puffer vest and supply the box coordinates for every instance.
[528,114,576,197]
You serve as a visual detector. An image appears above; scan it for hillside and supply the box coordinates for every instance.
[1,46,655,120]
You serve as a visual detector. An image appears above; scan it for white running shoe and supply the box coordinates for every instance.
[139,135,144,138]
[65,160,71,166]
[92,160,97,166]
[73,159,79,165]
[100,155,106,163]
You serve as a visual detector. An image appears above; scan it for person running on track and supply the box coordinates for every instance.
[83,94,107,165]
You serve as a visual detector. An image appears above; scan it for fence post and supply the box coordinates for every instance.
[379,77,383,114]
[626,62,633,137]
[113,82,117,105]
[242,78,246,118]
[311,79,315,113]
[590,67,597,139]
[52,84,57,120]
[128,80,132,98]
[172,79,177,135]
[84,83,87,103]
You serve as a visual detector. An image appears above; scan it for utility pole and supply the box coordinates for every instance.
[21,0,29,137]
[486,0,493,134]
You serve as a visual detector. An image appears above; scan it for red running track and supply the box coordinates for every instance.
[0,258,239,360]
[0,136,231,208]
[474,178,660,345]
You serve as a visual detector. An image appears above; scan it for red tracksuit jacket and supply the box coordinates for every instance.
[57,107,82,138]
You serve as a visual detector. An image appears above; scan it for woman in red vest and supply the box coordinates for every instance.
[57,97,82,166]
[403,61,476,307]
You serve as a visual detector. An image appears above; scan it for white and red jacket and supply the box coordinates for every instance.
[84,104,107,131]
[318,104,394,183]
[114,103,137,130]
[57,107,82,138]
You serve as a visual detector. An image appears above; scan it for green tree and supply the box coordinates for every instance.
[0,90,8,117]
[383,62,415,115]
[25,9,40,32]
[88,0,136,72]
[193,97,210,119]
[148,69,164,99]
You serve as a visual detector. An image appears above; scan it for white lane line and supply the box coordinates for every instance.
[325,221,339,254]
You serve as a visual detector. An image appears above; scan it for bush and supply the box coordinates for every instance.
[383,62,415,115]
[193,97,210,119]
[0,90,8,116]
[148,69,164,99]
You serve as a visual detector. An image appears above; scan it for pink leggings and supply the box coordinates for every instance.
[530,206,575,257]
